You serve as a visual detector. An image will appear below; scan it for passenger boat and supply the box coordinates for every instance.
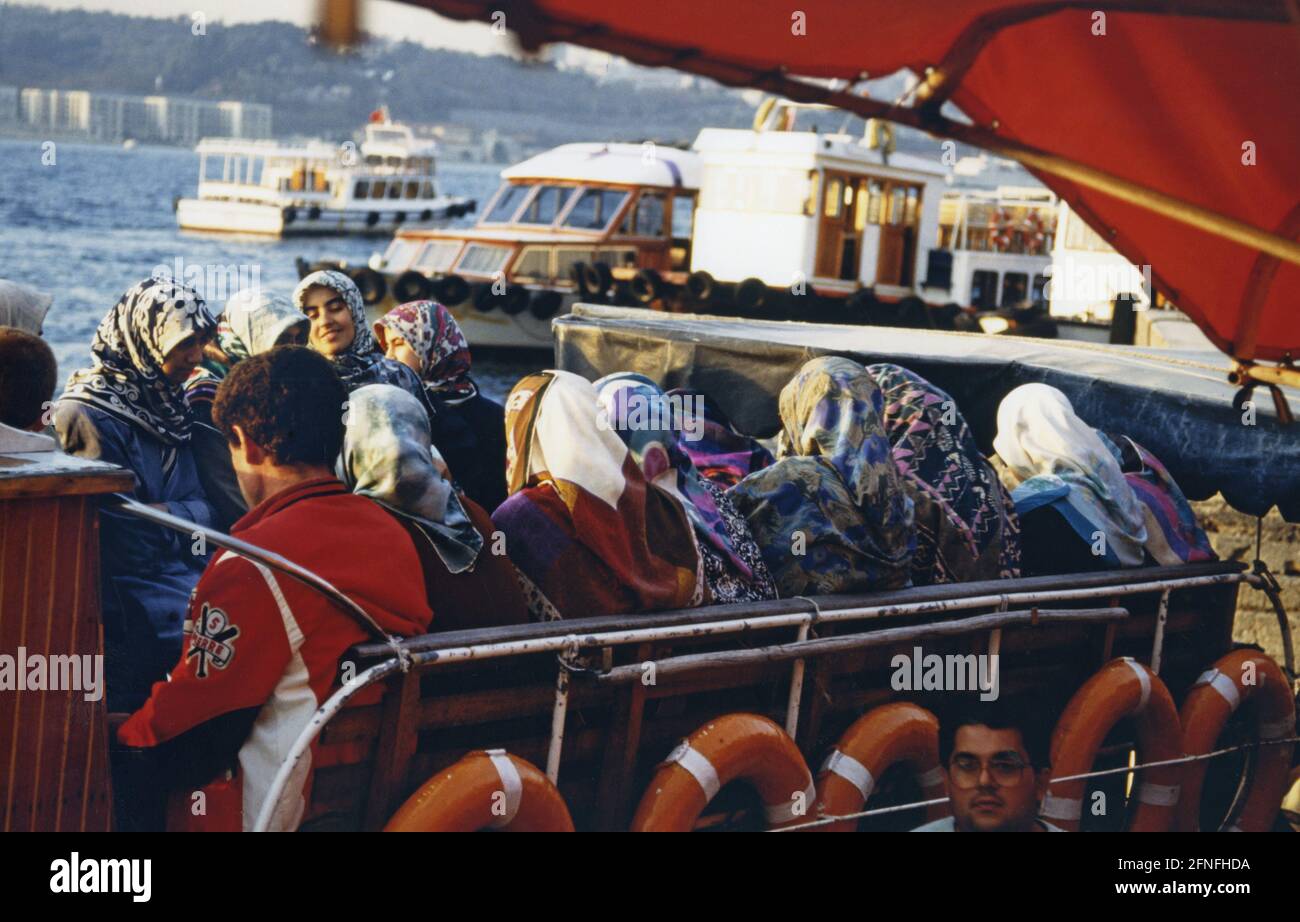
[175,109,476,238]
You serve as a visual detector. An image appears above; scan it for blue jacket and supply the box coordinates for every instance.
[55,401,214,710]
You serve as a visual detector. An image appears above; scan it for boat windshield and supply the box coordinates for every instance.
[517,185,574,225]
[483,183,531,223]
[562,187,629,231]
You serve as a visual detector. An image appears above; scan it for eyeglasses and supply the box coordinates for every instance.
[949,754,1029,789]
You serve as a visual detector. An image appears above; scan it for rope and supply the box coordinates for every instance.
[769,735,1300,832]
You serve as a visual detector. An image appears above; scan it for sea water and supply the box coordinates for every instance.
[0,138,538,400]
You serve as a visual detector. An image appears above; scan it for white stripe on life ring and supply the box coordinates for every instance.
[1122,657,1151,712]
[666,741,721,802]
[1040,793,1082,821]
[1195,668,1241,711]
[821,750,875,802]
[1137,782,1180,807]
[486,749,522,828]
[764,781,816,826]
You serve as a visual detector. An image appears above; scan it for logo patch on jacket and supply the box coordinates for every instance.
[187,604,240,678]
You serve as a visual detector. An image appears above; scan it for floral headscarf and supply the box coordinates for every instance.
[376,300,478,404]
[339,384,483,573]
[62,276,216,444]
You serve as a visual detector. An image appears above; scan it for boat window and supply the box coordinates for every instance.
[1064,212,1112,253]
[518,185,571,225]
[971,270,999,309]
[415,240,462,273]
[803,171,819,216]
[596,247,639,268]
[555,248,596,281]
[405,181,420,199]
[484,183,530,223]
[629,191,667,236]
[457,244,513,276]
[514,247,553,280]
[1001,272,1029,307]
[382,238,423,272]
[1031,273,1049,305]
[888,187,907,225]
[853,182,870,231]
[904,187,920,225]
[562,188,629,230]
[866,181,884,224]
[421,181,435,199]
[388,183,402,200]
[354,180,369,200]
[824,177,843,219]
[371,180,387,199]
[671,194,694,238]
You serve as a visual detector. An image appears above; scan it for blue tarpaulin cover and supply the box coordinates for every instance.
[555,305,1299,522]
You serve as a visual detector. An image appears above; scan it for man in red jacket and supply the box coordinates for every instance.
[117,347,433,831]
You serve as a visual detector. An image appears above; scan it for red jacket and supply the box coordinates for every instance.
[118,477,432,831]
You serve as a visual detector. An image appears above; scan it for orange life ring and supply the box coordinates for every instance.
[631,713,814,832]
[814,702,948,832]
[1046,657,1183,832]
[1176,649,1296,831]
[384,749,574,832]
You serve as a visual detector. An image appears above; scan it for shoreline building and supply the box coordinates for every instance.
[11,87,271,145]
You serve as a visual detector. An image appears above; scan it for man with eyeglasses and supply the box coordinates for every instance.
[914,699,1064,832]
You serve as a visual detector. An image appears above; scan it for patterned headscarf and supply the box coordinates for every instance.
[0,279,53,335]
[376,300,478,404]
[595,372,754,579]
[502,370,699,611]
[729,356,916,595]
[293,270,404,392]
[218,289,307,362]
[668,387,774,487]
[62,276,216,444]
[994,383,1148,566]
[339,384,483,573]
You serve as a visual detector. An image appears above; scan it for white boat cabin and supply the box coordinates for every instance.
[926,186,1057,310]
[689,102,946,297]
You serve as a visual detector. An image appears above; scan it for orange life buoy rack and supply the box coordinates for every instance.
[1176,649,1296,831]
[630,713,814,832]
[814,702,949,832]
[1045,657,1183,832]
[384,749,574,832]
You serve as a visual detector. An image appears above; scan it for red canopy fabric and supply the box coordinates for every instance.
[402,1,1299,362]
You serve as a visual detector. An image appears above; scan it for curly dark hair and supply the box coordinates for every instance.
[212,346,346,466]
[0,326,57,430]
[937,695,1052,769]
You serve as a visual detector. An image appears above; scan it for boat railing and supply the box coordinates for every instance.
[111,496,1294,831]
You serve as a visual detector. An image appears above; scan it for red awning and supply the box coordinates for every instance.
[393,1,1299,363]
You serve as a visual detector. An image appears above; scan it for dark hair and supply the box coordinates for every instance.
[0,326,57,429]
[938,696,1051,769]
[212,346,346,466]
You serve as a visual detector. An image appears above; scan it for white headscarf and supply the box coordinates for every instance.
[994,383,1148,565]
[219,289,307,360]
[0,279,53,335]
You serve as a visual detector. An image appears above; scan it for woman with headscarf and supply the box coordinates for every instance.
[595,372,778,604]
[55,276,219,710]
[491,370,702,620]
[993,383,1213,574]
[665,386,774,487]
[0,278,53,335]
[339,384,528,631]
[728,356,917,596]
[184,288,308,529]
[374,300,508,512]
[292,269,436,411]
[870,363,1021,584]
